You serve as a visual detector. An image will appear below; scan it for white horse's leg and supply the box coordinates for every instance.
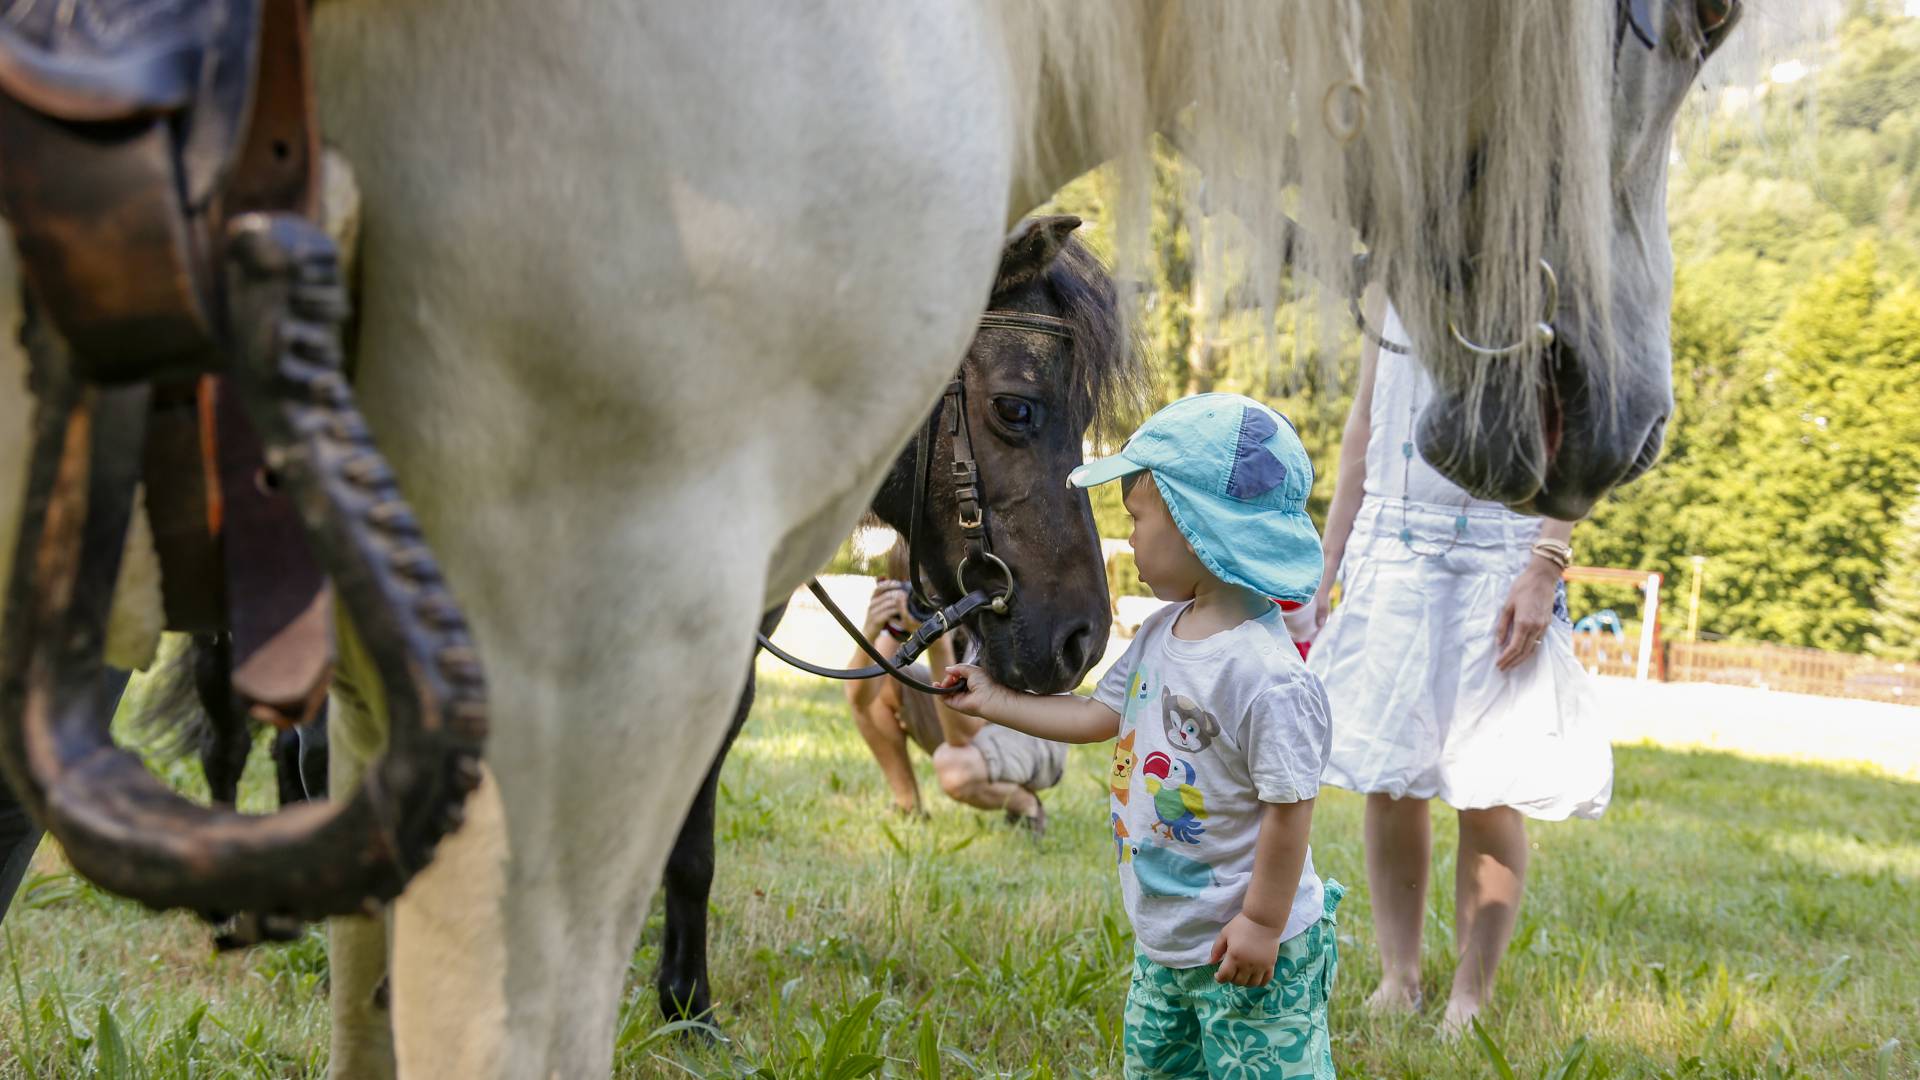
[325,633,397,1080]
[313,2,1012,1074]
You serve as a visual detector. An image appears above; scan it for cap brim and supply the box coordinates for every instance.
[1068,453,1146,489]
[1153,474,1324,605]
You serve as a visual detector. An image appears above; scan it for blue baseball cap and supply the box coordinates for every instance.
[1069,394,1322,604]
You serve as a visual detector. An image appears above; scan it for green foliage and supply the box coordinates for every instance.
[1105,550,1153,603]
[822,532,890,578]
[1868,493,1920,659]
[1564,17,1920,650]
[1087,474,1131,541]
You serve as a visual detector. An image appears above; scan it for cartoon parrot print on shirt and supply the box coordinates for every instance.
[1141,751,1208,843]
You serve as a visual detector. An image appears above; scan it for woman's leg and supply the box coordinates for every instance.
[1446,806,1529,1033]
[849,699,923,814]
[1364,793,1431,1012]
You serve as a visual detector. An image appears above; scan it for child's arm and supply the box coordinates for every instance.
[938,663,1121,744]
[1210,798,1316,987]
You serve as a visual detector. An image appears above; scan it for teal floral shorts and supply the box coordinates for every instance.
[1124,882,1343,1079]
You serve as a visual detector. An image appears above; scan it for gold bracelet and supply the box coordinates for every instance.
[1530,539,1573,569]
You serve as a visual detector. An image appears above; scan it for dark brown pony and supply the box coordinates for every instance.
[655,215,1141,1025]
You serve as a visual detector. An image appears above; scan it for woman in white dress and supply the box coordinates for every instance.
[1304,296,1612,1033]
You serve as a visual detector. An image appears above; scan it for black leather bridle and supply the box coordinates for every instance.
[756,310,1074,695]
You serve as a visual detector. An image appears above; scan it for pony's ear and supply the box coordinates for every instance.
[995,215,1081,296]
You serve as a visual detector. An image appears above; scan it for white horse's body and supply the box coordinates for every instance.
[0,1,1755,1075]
[311,3,1018,1074]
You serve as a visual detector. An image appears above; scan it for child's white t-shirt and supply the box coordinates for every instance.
[1093,601,1332,968]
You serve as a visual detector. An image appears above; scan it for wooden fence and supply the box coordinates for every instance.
[1570,633,1919,705]
[1570,631,1644,680]
[1663,640,1918,704]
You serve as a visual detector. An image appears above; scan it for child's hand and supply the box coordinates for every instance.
[1210,912,1283,987]
[936,664,1008,718]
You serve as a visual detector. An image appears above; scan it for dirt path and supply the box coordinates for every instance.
[1597,676,1920,779]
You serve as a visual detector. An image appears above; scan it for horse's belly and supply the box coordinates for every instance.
[313,0,1018,608]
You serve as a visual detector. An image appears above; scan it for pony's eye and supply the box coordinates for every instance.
[992,397,1036,427]
[1697,0,1736,35]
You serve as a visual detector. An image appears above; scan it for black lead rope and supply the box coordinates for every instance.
[755,584,990,696]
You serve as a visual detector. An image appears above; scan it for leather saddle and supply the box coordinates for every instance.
[0,0,486,925]
[0,0,330,726]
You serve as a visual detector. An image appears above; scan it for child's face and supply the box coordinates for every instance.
[1123,474,1211,602]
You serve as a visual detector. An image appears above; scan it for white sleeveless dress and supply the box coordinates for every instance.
[1308,307,1612,820]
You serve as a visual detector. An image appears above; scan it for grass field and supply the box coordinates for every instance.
[0,664,1915,1078]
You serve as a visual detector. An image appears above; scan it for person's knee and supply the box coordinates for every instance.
[1459,805,1524,833]
[932,745,985,798]
[850,703,901,748]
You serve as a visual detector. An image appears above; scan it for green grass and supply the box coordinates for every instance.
[1,665,1916,1078]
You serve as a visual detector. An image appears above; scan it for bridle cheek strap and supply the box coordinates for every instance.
[758,308,1068,695]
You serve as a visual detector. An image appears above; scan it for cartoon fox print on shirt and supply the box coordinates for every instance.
[1110,730,1137,806]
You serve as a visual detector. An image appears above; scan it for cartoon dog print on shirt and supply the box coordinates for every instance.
[1161,687,1221,753]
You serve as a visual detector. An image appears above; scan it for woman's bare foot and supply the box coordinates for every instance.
[1365,981,1423,1015]
[1439,995,1483,1038]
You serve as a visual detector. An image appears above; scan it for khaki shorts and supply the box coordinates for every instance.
[893,674,1066,792]
[971,723,1067,792]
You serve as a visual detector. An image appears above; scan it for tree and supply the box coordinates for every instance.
[1869,492,1920,660]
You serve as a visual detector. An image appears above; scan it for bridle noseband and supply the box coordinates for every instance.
[756,308,1074,696]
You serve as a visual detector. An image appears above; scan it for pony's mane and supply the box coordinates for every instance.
[997,1,1792,454]
[994,233,1146,441]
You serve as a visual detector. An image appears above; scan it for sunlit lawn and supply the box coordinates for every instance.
[0,665,1915,1077]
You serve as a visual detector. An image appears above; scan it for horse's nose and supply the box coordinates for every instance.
[1054,622,1101,684]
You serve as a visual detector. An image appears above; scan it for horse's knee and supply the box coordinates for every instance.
[663,834,713,894]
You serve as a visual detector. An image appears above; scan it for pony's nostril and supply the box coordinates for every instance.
[1622,415,1668,484]
[1059,624,1098,675]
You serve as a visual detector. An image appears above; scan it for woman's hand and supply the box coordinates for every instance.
[1309,584,1332,638]
[862,579,911,639]
[1494,558,1561,672]
[1307,555,1343,637]
[1211,912,1283,987]
[936,663,1010,719]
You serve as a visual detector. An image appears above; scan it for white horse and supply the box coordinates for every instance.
[0,1,1749,1075]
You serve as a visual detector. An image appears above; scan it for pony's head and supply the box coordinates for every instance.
[873,216,1143,693]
